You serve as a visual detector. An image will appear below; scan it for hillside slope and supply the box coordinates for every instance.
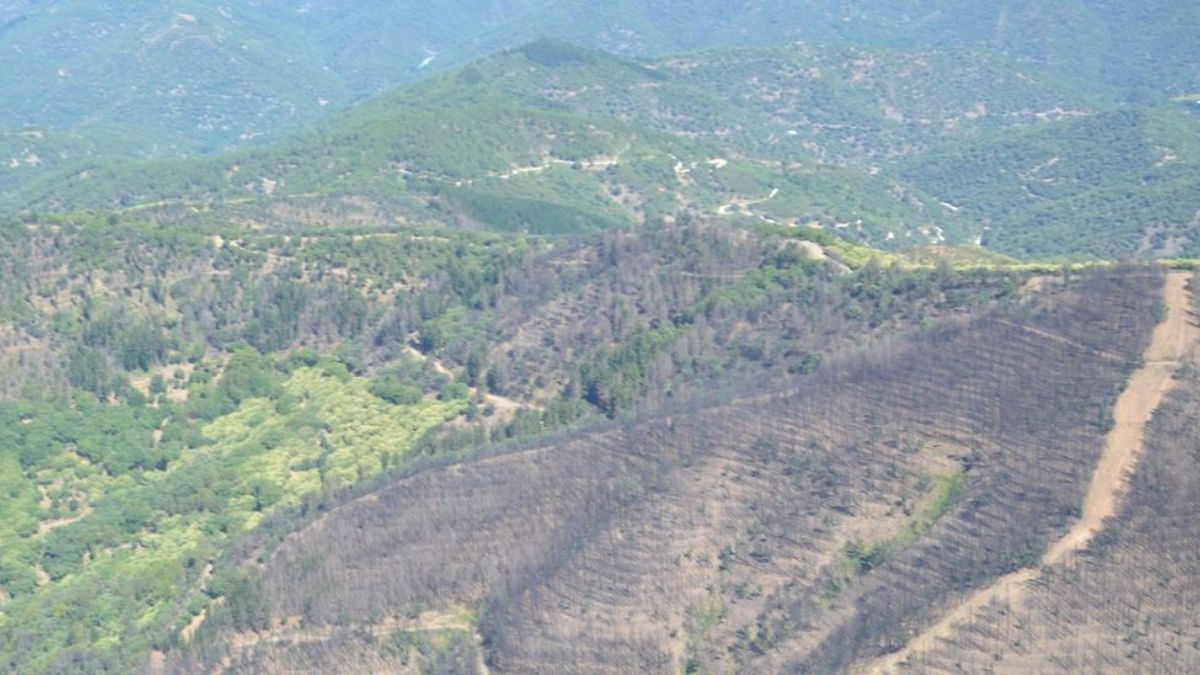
[902,108,1200,258]
[161,268,1164,673]
[3,74,958,247]
[0,211,1030,672]
[469,40,1101,165]
[889,272,1200,673]
[0,2,346,153]
[12,37,1200,259]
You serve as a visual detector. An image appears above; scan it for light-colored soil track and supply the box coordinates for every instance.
[867,271,1198,674]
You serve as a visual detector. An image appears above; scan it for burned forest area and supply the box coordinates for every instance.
[159,267,1190,674]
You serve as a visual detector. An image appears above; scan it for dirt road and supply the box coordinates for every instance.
[866,271,1197,674]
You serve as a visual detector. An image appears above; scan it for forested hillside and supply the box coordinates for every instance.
[1,67,962,248]
[0,210,1031,672]
[0,1,345,153]
[901,108,1200,258]
[465,39,1099,164]
[0,129,116,194]
[9,32,1200,258]
[1,1,1196,155]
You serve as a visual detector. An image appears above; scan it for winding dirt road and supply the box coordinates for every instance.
[866,271,1197,674]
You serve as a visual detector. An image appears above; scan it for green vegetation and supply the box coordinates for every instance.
[4,7,1199,259]
[1,3,1196,258]
[0,75,957,248]
[9,29,1198,258]
[470,38,1099,164]
[2,2,1194,160]
[902,108,1200,259]
[0,203,1034,671]
[459,37,1200,259]
[844,470,966,576]
[0,212,539,671]
[0,356,462,672]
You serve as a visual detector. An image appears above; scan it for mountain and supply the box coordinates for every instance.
[468,39,1101,165]
[0,1,347,153]
[439,38,1200,259]
[11,37,1200,259]
[2,54,963,248]
[1,1,1197,156]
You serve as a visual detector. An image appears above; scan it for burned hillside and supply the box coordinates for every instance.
[164,269,1165,673]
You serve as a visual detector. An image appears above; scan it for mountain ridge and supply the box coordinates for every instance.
[2,1,1197,155]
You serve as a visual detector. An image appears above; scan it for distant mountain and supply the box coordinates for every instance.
[456,39,1200,259]
[4,62,956,247]
[0,2,346,153]
[469,39,1101,165]
[11,36,1200,259]
[1,1,1196,156]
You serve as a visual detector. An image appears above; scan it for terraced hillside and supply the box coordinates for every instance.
[162,268,1164,673]
[0,211,1035,673]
